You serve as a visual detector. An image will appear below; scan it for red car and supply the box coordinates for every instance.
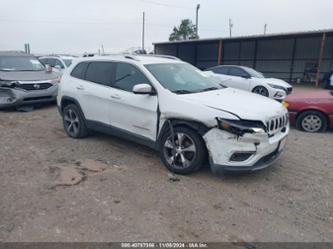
[284,90,333,132]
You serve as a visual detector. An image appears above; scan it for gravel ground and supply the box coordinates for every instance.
[0,105,332,242]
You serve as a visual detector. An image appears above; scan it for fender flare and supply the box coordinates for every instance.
[157,118,210,145]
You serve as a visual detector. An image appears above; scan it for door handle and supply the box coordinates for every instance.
[76,85,85,90]
[110,94,121,100]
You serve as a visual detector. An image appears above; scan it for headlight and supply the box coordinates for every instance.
[216,118,266,136]
[0,80,19,88]
[267,83,286,91]
[51,76,61,84]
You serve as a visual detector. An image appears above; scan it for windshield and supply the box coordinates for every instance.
[63,59,72,67]
[244,67,265,78]
[0,56,45,71]
[145,63,222,94]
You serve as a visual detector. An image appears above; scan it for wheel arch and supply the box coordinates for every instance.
[295,108,330,130]
[296,108,330,125]
[157,118,210,144]
[60,96,82,113]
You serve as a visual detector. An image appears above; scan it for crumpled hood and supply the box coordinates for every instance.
[182,88,287,123]
[0,71,60,82]
[256,77,292,88]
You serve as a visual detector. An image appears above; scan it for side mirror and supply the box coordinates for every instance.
[54,65,62,70]
[45,64,52,73]
[241,75,251,79]
[133,84,154,95]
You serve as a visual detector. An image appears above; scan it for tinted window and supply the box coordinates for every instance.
[85,62,113,86]
[47,58,56,67]
[54,59,64,69]
[229,67,249,77]
[71,62,88,80]
[212,66,229,75]
[113,63,149,92]
[39,58,48,65]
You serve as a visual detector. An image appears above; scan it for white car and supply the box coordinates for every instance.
[204,65,293,101]
[39,55,76,73]
[57,55,289,174]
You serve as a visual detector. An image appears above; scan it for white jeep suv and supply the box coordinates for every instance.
[57,55,289,174]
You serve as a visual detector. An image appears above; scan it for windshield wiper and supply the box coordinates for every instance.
[198,87,220,92]
[173,89,193,94]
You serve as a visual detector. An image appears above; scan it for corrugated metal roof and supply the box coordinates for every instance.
[153,28,333,45]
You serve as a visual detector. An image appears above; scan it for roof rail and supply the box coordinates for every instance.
[153,54,181,60]
[124,55,140,61]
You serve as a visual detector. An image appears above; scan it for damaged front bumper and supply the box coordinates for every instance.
[0,84,58,108]
[203,125,289,173]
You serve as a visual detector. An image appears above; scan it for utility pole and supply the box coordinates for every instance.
[264,24,267,35]
[142,11,145,52]
[229,18,233,38]
[195,4,200,38]
[101,44,105,55]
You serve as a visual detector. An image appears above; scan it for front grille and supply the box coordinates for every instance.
[23,96,53,102]
[266,113,289,134]
[17,82,53,91]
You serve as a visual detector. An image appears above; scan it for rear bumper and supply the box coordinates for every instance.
[0,85,58,108]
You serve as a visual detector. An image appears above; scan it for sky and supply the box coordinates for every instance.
[0,0,332,54]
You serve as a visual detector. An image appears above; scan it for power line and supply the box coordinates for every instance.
[0,18,224,33]
[138,0,194,10]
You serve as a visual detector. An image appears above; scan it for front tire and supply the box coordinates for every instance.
[159,127,206,175]
[62,104,88,138]
[252,86,269,97]
[296,110,328,133]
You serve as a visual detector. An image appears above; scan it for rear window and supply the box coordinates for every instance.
[212,66,229,75]
[85,62,113,86]
[71,62,88,80]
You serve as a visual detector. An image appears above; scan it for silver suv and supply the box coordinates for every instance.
[0,51,61,109]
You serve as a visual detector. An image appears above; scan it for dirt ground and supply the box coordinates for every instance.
[0,105,332,242]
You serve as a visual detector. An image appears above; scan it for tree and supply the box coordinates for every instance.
[169,19,198,41]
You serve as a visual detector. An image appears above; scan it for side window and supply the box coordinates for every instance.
[71,62,88,80]
[85,62,113,86]
[47,58,56,67]
[39,58,48,65]
[55,59,65,69]
[113,63,149,92]
[212,67,229,75]
[229,67,249,78]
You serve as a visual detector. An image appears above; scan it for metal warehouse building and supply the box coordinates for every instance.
[154,29,333,85]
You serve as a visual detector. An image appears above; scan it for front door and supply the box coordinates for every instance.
[108,62,158,141]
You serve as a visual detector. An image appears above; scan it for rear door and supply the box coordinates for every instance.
[107,62,158,141]
[77,61,114,124]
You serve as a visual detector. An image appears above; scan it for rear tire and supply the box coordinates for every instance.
[159,126,206,175]
[252,86,269,97]
[296,110,327,133]
[62,104,88,138]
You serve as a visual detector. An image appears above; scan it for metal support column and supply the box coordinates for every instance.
[218,40,223,65]
[316,33,326,87]
[289,38,297,83]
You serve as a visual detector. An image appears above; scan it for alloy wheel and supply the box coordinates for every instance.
[253,86,268,96]
[301,115,322,132]
[64,108,80,137]
[163,132,197,169]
